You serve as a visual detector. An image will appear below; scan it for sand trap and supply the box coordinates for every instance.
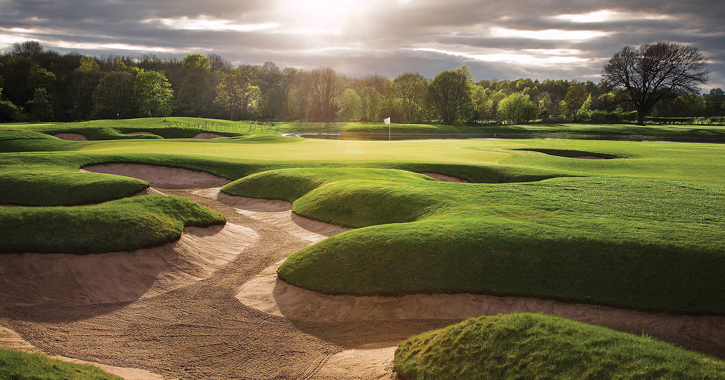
[420,172,470,183]
[81,163,231,189]
[313,344,397,380]
[193,132,228,139]
[0,327,164,380]
[0,223,258,307]
[125,131,158,136]
[53,133,87,141]
[238,260,725,359]
[193,188,351,244]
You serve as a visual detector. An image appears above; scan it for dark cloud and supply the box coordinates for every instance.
[1,0,722,88]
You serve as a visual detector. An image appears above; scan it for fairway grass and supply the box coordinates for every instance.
[1,124,724,314]
[394,313,725,379]
[0,349,122,380]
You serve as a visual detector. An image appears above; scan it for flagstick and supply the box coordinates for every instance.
[389,120,391,157]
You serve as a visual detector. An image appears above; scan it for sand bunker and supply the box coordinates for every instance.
[0,327,164,380]
[193,188,351,244]
[125,131,158,136]
[0,223,258,307]
[238,260,725,359]
[81,163,231,188]
[420,172,470,183]
[193,132,228,139]
[53,133,87,141]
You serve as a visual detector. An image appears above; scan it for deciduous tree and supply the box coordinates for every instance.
[602,42,709,125]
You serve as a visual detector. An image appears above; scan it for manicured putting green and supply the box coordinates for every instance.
[394,313,725,379]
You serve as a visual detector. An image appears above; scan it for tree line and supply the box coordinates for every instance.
[0,40,721,125]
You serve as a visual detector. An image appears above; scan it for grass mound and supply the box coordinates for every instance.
[0,168,148,206]
[517,148,623,159]
[274,170,725,314]
[394,313,725,379]
[0,349,122,380]
[0,195,226,254]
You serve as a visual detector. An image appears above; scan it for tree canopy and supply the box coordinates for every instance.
[602,42,710,125]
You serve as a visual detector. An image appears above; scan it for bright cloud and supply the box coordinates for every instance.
[552,10,675,23]
[489,27,611,41]
[413,48,590,66]
[142,16,279,32]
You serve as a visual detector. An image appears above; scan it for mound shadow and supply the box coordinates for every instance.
[517,148,624,160]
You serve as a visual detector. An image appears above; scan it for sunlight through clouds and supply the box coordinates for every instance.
[552,10,675,23]
[142,16,279,32]
[489,27,611,41]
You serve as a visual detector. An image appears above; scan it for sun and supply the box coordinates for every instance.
[275,0,378,34]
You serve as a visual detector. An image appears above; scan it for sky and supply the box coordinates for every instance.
[1,0,723,90]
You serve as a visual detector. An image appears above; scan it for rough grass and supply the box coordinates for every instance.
[394,313,725,380]
[273,173,725,314]
[0,195,226,254]
[0,349,122,380]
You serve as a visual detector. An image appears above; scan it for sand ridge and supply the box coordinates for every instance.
[82,163,231,188]
[0,223,258,307]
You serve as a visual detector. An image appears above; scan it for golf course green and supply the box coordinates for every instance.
[2,118,724,377]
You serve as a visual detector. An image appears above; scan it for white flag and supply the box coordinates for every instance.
[384,117,391,125]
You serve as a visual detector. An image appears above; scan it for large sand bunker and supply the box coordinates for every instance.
[53,133,88,141]
[0,223,258,306]
[238,260,725,359]
[82,163,231,188]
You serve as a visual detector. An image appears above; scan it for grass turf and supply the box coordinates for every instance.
[2,123,724,314]
[0,195,226,254]
[394,313,725,379]
[0,349,122,380]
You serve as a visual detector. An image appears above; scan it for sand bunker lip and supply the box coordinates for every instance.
[237,261,725,359]
[420,172,470,183]
[53,133,87,141]
[193,188,351,244]
[193,132,229,139]
[81,163,231,189]
[0,223,258,307]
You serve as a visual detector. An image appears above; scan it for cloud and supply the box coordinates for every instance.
[0,0,722,89]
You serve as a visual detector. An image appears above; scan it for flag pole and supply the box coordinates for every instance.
[384,117,391,157]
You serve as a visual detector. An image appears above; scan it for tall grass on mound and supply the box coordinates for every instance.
[395,313,725,380]
[0,349,122,380]
[236,169,725,314]
[395,313,725,379]
[0,168,148,206]
[0,195,226,254]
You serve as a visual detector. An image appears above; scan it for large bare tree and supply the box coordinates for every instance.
[602,42,709,125]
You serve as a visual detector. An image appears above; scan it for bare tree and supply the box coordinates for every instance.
[602,42,709,125]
